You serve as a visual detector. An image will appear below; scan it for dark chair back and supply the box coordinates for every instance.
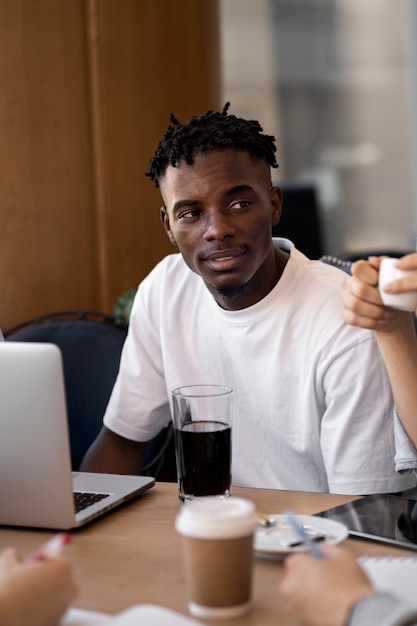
[4,310,177,480]
[4,311,128,470]
[273,182,324,259]
[141,422,176,482]
[338,249,415,263]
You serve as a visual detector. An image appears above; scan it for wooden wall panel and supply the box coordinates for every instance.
[90,0,220,308]
[1,0,98,329]
[1,0,220,329]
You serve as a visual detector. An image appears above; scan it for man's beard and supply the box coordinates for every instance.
[215,280,248,301]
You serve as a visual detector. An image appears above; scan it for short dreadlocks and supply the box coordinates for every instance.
[145,103,278,188]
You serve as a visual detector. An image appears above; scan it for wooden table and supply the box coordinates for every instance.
[0,482,413,625]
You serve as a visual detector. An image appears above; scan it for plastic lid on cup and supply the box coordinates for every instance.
[175,497,258,539]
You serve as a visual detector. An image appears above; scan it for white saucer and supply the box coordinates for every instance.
[254,514,348,558]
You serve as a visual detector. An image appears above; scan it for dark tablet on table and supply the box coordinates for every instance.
[315,489,417,551]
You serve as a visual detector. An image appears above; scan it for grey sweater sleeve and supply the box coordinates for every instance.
[348,593,417,626]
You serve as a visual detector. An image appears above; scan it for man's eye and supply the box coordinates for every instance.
[179,209,201,220]
[230,201,250,211]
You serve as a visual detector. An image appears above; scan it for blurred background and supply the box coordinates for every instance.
[221,0,417,259]
[2,0,417,328]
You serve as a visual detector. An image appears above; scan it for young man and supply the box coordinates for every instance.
[81,104,416,494]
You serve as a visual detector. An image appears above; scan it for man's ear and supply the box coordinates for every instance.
[270,185,283,227]
[160,206,177,245]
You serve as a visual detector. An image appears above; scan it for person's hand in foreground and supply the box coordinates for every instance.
[0,547,77,626]
[342,256,417,333]
[279,543,374,626]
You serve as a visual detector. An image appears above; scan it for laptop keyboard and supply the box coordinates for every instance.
[74,491,110,513]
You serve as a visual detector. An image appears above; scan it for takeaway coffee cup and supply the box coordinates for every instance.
[175,496,258,619]
[172,385,233,502]
[378,257,417,312]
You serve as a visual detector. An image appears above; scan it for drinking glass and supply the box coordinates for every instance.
[172,385,233,502]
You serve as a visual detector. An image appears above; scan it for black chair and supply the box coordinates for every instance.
[4,311,128,470]
[320,248,415,274]
[337,249,415,263]
[272,181,325,259]
[319,254,352,274]
[141,422,176,482]
[4,310,176,479]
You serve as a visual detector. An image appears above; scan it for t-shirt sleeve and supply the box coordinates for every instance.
[103,267,172,442]
[394,409,417,474]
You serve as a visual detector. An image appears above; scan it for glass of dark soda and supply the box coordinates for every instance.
[172,385,233,501]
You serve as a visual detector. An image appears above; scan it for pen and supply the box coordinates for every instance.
[25,532,72,563]
[284,509,324,558]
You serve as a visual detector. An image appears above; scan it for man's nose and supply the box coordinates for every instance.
[203,210,235,240]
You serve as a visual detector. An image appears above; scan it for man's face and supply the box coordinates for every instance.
[159,149,282,310]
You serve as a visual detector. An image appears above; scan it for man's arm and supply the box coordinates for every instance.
[80,426,147,475]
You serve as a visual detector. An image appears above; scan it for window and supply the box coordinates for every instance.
[220,0,417,256]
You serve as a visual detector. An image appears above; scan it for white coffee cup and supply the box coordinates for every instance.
[175,496,258,619]
[378,257,417,312]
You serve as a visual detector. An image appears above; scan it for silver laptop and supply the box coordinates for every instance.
[0,342,154,529]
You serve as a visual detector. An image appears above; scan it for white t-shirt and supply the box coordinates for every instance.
[104,239,416,494]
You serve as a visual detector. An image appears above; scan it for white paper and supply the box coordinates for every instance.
[112,605,205,625]
[61,604,206,626]
[359,555,417,608]
[61,607,112,625]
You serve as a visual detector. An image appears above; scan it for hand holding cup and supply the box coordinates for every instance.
[378,257,417,312]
